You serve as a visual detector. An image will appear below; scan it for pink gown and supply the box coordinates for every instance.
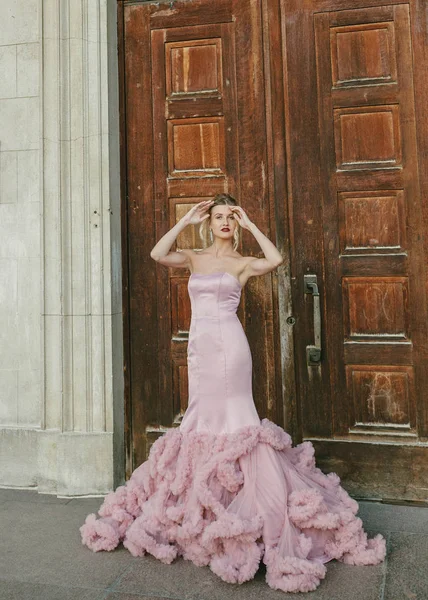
[80,271,386,593]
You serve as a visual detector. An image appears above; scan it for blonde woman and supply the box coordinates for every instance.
[81,194,385,593]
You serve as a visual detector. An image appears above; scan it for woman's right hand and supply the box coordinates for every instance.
[181,200,214,226]
[150,200,213,265]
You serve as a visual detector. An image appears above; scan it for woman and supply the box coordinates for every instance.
[80,194,386,593]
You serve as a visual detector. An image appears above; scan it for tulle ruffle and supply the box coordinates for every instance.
[80,418,386,593]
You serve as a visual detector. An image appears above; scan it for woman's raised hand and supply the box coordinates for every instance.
[181,200,214,226]
[150,199,213,265]
[231,206,253,230]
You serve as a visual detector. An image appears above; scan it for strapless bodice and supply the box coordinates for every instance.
[181,270,259,435]
[188,271,242,319]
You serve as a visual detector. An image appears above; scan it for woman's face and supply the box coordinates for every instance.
[210,205,237,241]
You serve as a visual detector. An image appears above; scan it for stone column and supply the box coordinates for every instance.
[39,0,123,495]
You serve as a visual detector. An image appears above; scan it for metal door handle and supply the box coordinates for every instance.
[304,274,322,365]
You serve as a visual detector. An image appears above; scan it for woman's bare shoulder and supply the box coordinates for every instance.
[179,248,209,271]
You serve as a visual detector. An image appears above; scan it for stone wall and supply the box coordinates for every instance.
[0,1,40,427]
[0,0,124,496]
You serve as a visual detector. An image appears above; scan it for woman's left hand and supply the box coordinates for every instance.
[231,206,253,230]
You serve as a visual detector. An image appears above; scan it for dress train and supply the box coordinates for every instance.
[80,272,385,593]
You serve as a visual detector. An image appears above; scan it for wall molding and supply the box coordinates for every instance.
[38,0,124,495]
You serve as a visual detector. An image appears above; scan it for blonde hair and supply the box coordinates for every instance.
[199,193,241,251]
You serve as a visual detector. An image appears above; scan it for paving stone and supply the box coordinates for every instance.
[105,595,176,600]
[66,496,106,510]
[114,555,213,599]
[303,560,384,600]
[384,532,428,600]
[0,501,137,589]
[357,501,428,537]
[0,492,426,600]
[0,580,105,600]
[184,559,383,600]
[113,553,383,600]
[0,489,70,505]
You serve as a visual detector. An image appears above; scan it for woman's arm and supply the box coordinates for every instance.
[232,206,283,277]
[150,200,213,268]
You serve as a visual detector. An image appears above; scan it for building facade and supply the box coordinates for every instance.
[0,0,123,496]
[1,0,428,501]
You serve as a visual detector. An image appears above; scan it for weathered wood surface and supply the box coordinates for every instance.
[281,0,428,498]
[120,0,428,499]
[122,0,283,470]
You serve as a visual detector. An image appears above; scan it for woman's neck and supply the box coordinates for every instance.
[210,238,234,258]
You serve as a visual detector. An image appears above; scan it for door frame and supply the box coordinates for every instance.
[118,0,132,477]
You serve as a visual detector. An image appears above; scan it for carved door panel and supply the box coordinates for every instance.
[122,0,282,471]
[282,0,428,499]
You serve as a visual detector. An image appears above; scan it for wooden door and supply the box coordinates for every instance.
[120,0,284,472]
[282,0,428,500]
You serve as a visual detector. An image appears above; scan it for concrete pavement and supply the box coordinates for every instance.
[0,489,427,600]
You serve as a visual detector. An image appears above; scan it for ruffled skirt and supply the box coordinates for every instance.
[80,419,386,593]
